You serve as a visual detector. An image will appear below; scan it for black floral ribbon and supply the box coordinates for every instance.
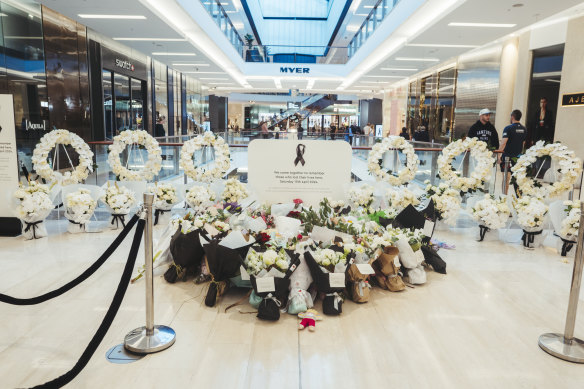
[560,237,576,257]
[111,214,126,228]
[294,144,306,166]
[154,209,170,225]
[24,221,42,239]
[478,225,490,242]
[521,229,543,247]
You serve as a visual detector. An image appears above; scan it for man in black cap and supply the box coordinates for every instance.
[467,108,499,149]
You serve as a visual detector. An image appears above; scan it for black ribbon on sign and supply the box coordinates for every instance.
[560,237,576,257]
[294,144,306,167]
[24,221,42,239]
[478,225,490,242]
[521,229,543,247]
[111,214,126,228]
[154,209,170,226]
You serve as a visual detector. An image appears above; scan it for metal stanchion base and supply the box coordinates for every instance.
[124,325,176,354]
[539,333,584,363]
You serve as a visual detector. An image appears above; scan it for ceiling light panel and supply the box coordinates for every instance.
[395,57,440,62]
[152,52,196,56]
[78,14,146,19]
[113,37,186,41]
[448,22,516,28]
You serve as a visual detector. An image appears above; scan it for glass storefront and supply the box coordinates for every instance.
[406,67,457,143]
[153,60,168,137]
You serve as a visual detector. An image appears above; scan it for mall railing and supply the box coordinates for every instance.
[200,0,245,58]
[244,45,350,64]
[348,0,401,59]
[82,135,507,197]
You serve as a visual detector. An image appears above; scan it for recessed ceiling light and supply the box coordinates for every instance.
[364,5,375,8]
[448,22,516,28]
[354,13,369,16]
[152,52,196,56]
[381,67,418,71]
[209,82,234,85]
[78,14,146,19]
[407,43,479,48]
[113,37,186,41]
[363,75,404,78]
[199,77,228,80]
[395,57,440,62]
[172,63,210,66]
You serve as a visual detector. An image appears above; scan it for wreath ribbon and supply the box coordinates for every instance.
[294,144,306,167]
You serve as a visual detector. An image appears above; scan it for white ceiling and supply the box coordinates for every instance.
[36,0,584,96]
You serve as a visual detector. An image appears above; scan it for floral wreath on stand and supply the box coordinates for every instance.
[511,141,581,199]
[367,136,418,186]
[31,129,94,185]
[107,130,162,181]
[437,137,494,194]
[179,132,230,182]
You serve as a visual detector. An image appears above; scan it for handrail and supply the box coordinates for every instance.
[87,140,502,153]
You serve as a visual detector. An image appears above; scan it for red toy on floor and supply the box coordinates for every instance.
[298,309,322,332]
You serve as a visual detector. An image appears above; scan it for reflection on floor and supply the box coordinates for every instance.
[1,221,584,389]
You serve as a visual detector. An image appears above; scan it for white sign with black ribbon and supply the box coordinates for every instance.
[248,140,352,206]
[0,94,18,217]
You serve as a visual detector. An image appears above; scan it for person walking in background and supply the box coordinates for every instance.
[399,127,410,140]
[417,126,430,142]
[330,124,336,140]
[260,121,269,139]
[468,108,499,150]
[532,97,555,144]
[498,109,527,192]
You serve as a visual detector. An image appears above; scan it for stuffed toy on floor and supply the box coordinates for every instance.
[298,309,322,332]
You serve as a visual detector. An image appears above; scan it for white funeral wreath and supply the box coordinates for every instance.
[511,140,581,199]
[367,135,418,186]
[437,137,494,193]
[108,130,162,181]
[179,132,230,182]
[31,129,94,185]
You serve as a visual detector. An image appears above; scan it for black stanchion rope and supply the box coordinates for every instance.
[0,214,140,305]
[31,218,145,389]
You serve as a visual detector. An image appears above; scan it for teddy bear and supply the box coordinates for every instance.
[298,309,322,332]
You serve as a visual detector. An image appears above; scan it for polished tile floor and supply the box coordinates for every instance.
[1,219,584,389]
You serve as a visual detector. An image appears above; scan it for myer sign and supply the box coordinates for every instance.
[280,67,310,74]
[115,58,134,72]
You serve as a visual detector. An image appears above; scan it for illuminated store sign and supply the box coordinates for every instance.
[115,58,134,72]
[562,92,584,107]
[280,67,310,74]
[23,120,48,131]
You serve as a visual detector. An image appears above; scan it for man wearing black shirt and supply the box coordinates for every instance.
[498,109,526,191]
[468,108,499,149]
[498,109,526,169]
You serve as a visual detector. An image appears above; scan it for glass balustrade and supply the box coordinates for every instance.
[83,134,504,198]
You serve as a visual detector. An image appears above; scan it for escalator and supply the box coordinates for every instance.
[271,94,347,128]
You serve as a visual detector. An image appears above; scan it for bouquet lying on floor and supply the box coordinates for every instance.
[155,182,446,321]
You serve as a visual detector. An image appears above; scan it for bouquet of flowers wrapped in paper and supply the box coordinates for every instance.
[202,229,255,307]
[221,178,248,203]
[387,227,427,284]
[470,194,511,241]
[303,242,355,316]
[287,238,316,314]
[101,182,136,229]
[149,183,179,225]
[246,247,300,321]
[164,206,232,284]
[558,200,580,256]
[13,181,54,240]
[385,187,420,212]
[424,181,461,227]
[64,188,97,234]
[348,185,375,211]
[344,242,376,303]
[361,233,406,292]
[513,196,548,249]
[185,185,216,213]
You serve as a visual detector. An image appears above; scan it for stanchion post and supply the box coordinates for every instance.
[502,157,510,195]
[538,202,584,363]
[124,193,176,354]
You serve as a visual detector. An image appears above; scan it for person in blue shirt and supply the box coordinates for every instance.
[498,109,526,191]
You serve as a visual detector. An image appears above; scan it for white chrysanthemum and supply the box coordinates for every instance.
[108,130,162,181]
